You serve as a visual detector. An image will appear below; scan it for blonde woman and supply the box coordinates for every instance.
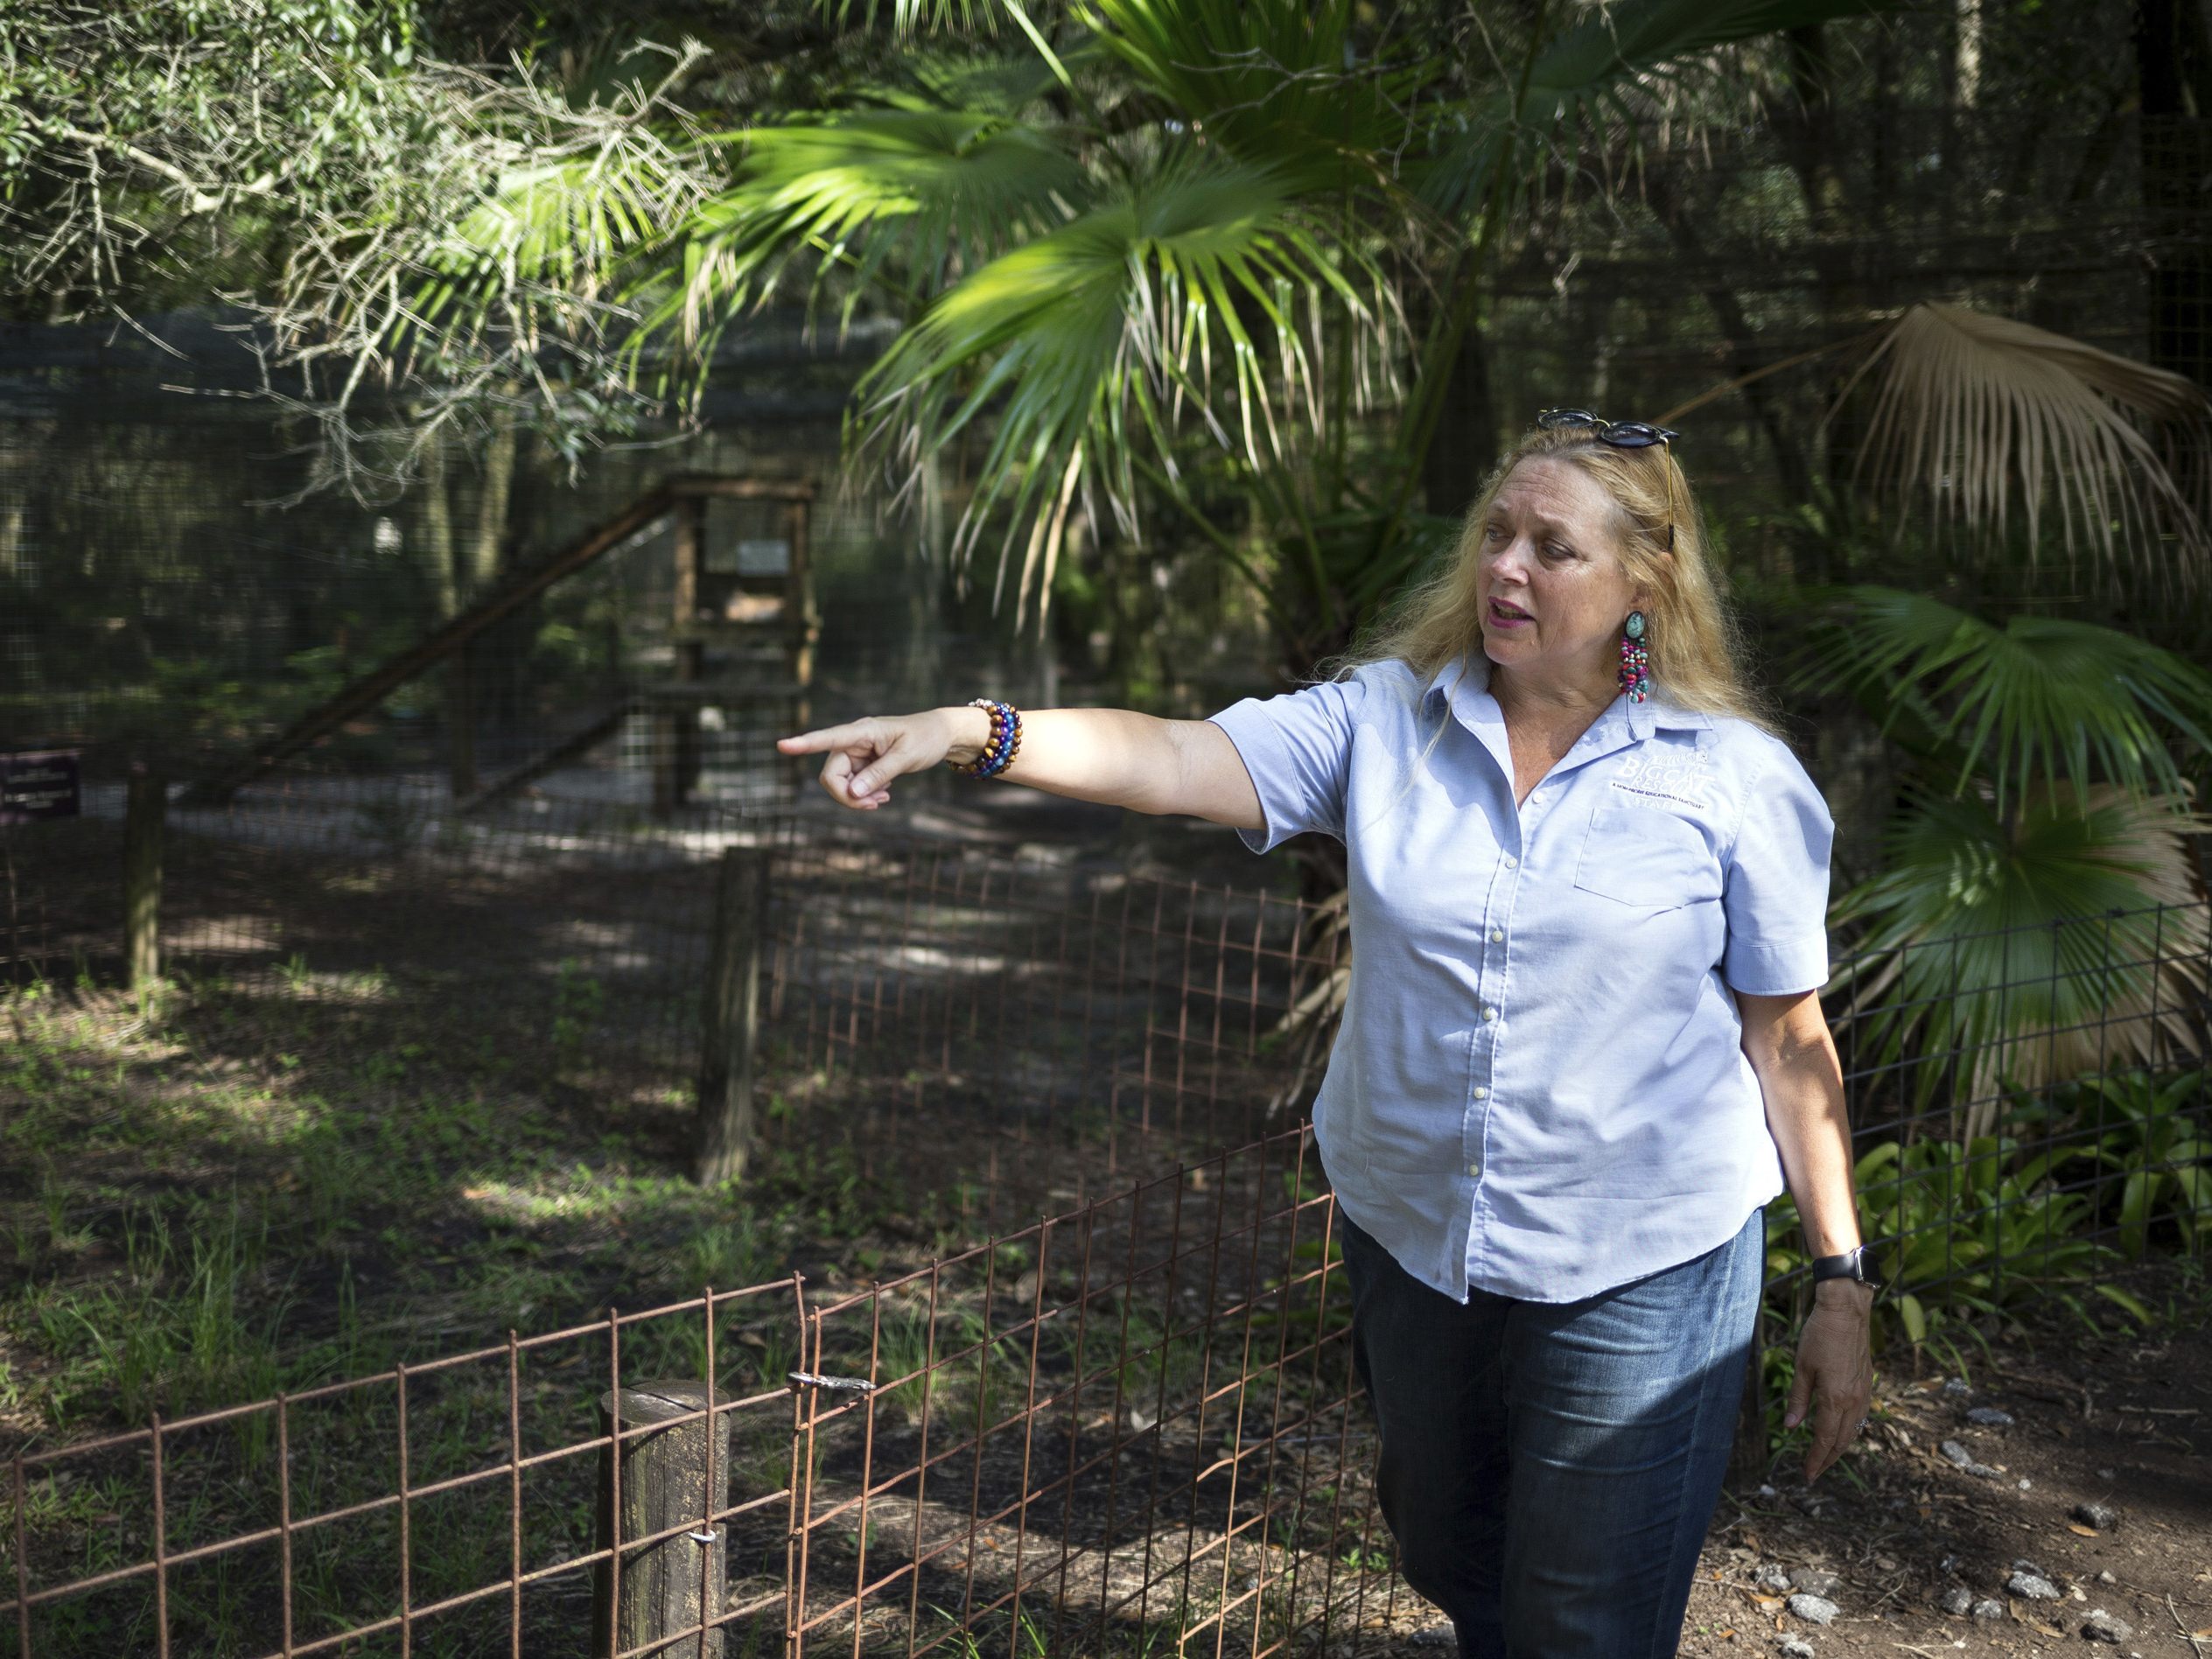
[778,414,1875,1657]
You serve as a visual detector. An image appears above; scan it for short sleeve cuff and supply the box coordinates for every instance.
[1206,704,1298,854]
[1723,934,1831,997]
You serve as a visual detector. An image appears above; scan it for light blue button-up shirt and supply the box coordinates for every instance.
[1207,652,1834,1303]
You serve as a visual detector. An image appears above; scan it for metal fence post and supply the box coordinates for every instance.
[123,766,164,990]
[696,845,770,1186]
[594,1381,732,1658]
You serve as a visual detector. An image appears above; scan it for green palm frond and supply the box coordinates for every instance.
[853,151,1397,626]
[400,145,704,362]
[1793,587,2212,814]
[637,108,1085,366]
[1082,0,1425,194]
[1419,0,1908,219]
[1839,301,2212,581]
[1830,785,2209,1116]
[893,52,1072,116]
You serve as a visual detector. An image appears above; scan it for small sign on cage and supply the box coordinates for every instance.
[0,748,81,822]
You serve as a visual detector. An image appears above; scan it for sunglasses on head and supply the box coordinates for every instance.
[1535,408,1682,550]
[1536,408,1681,447]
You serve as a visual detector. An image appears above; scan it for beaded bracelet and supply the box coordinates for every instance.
[949,697,1022,779]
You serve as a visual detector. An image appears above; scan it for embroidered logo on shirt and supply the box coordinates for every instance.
[1610,748,1716,808]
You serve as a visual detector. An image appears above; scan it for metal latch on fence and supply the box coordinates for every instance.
[786,1371,877,1395]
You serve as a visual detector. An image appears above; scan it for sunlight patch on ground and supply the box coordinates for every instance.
[163,914,283,956]
[457,1167,710,1230]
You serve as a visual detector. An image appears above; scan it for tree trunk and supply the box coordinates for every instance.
[423,438,458,621]
[471,413,532,744]
[123,769,164,990]
[1953,0,1984,110]
[695,847,768,1186]
[1768,24,1870,524]
[471,407,520,594]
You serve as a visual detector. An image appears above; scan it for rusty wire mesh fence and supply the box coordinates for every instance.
[4,44,2208,1654]
[755,829,1339,1231]
[786,1128,1376,1659]
[4,1129,1396,1659]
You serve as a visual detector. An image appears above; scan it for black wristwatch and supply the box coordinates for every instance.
[1810,1243,1882,1291]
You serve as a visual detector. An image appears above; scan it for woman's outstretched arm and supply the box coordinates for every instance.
[775,705,1264,828]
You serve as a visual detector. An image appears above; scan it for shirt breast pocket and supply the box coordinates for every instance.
[1572,802,1723,911]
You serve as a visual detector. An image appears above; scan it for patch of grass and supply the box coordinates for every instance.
[686,1210,787,1292]
[0,976,716,1441]
[550,956,606,1073]
[19,1203,290,1448]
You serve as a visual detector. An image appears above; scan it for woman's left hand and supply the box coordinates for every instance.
[1785,1281,1875,1482]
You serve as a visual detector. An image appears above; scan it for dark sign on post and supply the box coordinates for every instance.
[0,749,80,823]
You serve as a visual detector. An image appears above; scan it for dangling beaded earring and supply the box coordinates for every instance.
[1618,611,1650,704]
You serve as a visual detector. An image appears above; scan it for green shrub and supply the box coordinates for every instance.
[2034,1068,2211,1256]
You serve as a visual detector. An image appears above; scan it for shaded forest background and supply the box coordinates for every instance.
[4,2,2208,812]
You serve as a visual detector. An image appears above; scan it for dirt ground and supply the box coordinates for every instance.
[1658,1264,2209,1657]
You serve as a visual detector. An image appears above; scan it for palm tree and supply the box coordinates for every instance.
[1798,589,2212,1135]
[619,0,1912,664]
[1694,303,2212,1133]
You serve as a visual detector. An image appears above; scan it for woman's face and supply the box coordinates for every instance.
[1474,456,1645,693]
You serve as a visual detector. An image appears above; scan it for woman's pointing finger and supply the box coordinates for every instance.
[777,724,864,755]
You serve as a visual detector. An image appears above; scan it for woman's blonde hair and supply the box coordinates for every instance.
[1333,423,1774,731]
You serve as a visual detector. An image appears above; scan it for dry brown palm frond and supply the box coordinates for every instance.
[1837,301,2212,587]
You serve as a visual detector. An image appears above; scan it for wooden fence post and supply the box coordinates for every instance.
[696,845,770,1186]
[123,767,164,990]
[593,1381,733,1658]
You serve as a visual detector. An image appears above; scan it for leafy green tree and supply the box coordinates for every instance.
[0,1,732,496]
[1,1,427,311]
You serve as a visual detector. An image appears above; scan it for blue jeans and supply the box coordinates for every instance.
[1340,1207,1762,1658]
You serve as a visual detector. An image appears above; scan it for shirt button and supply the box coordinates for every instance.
[1473,1086,1488,1100]
[1466,1160,1482,1179]
[1489,928,1504,943]
[1502,853,1518,868]
[1482,1006,1498,1023]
